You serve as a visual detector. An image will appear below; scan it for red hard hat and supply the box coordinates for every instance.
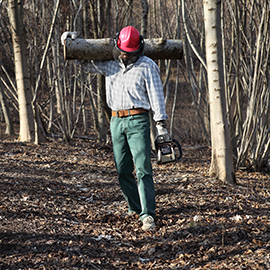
[117,26,141,53]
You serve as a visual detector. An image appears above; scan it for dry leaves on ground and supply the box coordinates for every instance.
[0,138,270,269]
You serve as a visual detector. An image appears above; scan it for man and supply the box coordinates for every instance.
[61,26,170,230]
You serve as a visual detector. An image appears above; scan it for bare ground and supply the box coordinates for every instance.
[0,132,270,269]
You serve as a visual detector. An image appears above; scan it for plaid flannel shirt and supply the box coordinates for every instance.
[84,55,168,122]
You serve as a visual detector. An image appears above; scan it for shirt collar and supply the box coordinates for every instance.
[118,55,143,69]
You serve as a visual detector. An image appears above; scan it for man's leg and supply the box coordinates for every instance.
[126,113,155,220]
[110,116,141,214]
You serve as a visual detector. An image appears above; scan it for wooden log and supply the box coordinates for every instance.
[64,37,183,61]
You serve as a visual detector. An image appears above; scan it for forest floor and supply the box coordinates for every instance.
[0,130,270,269]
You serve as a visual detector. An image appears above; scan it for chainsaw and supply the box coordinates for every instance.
[155,134,182,164]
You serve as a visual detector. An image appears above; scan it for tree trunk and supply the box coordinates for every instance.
[203,0,236,183]
[88,0,111,142]
[8,0,35,142]
[32,0,60,144]
[97,74,107,143]
[63,38,183,61]
[140,0,148,38]
[0,72,14,135]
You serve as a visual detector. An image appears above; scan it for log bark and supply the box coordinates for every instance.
[64,38,183,61]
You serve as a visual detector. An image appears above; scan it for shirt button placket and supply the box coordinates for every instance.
[121,70,126,109]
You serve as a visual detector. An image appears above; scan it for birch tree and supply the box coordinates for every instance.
[8,0,35,142]
[181,0,269,170]
[203,0,236,183]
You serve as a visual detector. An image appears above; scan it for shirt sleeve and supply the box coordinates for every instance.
[145,62,168,122]
[83,60,107,75]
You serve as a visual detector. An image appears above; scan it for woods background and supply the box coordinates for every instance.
[0,0,269,172]
[1,1,270,268]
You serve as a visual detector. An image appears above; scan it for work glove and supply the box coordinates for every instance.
[155,120,172,143]
[61,31,78,46]
[156,121,170,137]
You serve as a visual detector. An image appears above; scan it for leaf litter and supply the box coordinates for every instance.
[0,138,269,269]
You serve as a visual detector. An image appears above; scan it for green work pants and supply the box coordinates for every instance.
[110,113,155,220]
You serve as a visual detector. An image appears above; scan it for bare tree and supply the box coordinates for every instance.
[181,0,210,144]
[181,0,269,171]
[32,0,60,144]
[0,0,268,172]
[89,0,112,142]
[223,0,270,169]
[140,0,148,37]
[8,0,35,142]
[203,0,236,183]
[0,69,14,135]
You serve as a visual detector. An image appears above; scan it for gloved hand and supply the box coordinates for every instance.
[156,121,170,136]
[61,31,78,46]
[155,121,172,151]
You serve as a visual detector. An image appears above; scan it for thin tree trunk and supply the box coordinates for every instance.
[181,0,210,144]
[0,72,14,135]
[203,0,236,183]
[170,60,179,135]
[87,74,98,131]
[140,0,148,38]
[97,74,106,143]
[8,0,35,142]
[32,0,60,144]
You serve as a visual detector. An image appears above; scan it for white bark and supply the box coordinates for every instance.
[8,0,35,142]
[203,0,236,183]
[64,38,183,60]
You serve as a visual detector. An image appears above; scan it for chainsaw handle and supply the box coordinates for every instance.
[172,138,182,160]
